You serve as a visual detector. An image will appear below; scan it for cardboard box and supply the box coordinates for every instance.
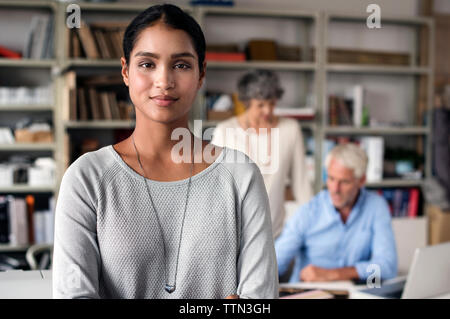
[427,205,450,245]
[207,110,234,121]
[14,129,53,143]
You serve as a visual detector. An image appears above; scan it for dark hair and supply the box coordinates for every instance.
[123,4,206,73]
[237,69,284,104]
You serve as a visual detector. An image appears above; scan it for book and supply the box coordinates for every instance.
[0,45,21,59]
[408,188,420,218]
[6,196,28,246]
[205,52,246,62]
[246,39,277,61]
[77,87,89,120]
[108,92,121,120]
[273,107,315,120]
[361,137,384,182]
[33,211,46,244]
[393,189,404,217]
[93,29,112,59]
[0,197,9,243]
[100,91,112,120]
[30,15,51,59]
[25,195,35,245]
[88,87,102,120]
[77,21,100,59]
[352,85,364,127]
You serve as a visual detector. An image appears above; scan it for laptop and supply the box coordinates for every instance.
[353,242,450,299]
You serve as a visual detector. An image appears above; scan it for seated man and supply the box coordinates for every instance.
[276,143,397,283]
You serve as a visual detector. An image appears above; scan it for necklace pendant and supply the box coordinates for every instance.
[165,284,176,294]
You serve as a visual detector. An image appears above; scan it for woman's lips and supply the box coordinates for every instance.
[151,95,178,107]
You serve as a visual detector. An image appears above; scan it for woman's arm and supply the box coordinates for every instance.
[235,163,279,299]
[52,158,102,299]
[290,122,313,213]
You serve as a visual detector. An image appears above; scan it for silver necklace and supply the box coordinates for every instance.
[131,134,194,294]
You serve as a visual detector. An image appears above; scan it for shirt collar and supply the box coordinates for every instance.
[325,187,367,220]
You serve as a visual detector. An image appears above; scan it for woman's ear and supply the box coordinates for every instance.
[197,61,207,89]
[121,57,129,87]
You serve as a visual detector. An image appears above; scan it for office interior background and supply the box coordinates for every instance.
[0,0,449,297]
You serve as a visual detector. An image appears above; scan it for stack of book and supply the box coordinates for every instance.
[23,14,54,59]
[328,85,366,127]
[0,195,55,245]
[71,21,127,59]
[66,71,135,121]
[375,188,421,218]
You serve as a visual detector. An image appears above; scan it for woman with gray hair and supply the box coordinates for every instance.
[212,69,313,239]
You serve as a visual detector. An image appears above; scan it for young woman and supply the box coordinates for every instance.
[212,70,313,239]
[52,4,278,299]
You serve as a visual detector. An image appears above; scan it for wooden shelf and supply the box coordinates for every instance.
[0,244,30,253]
[365,179,423,188]
[0,59,56,68]
[0,104,53,112]
[0,143,55,151]
[65,120,135,129]
[75,1,191,13]
[200,6,317,19]
[0,184,55,193]
[326,64,431,75]
[327,12,432,26]
[324,126,430,135]
[207,61,316,71]
[0,0,55,10]
[66,59,121,68]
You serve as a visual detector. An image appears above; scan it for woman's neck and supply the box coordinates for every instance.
[133,114,191,160]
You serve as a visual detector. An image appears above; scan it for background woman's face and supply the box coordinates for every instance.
[247,98,277,124]
[121,22,205,124]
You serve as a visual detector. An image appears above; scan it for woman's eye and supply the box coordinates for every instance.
[174,63,191,69]
[139,62,153,69]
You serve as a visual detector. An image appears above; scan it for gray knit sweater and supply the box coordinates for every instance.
[52,145,278,299]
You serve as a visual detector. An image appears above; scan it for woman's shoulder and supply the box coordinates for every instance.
[214,116,239,130]
[218,147,262,181]
[278,117,301,130]
[62,145,116,185]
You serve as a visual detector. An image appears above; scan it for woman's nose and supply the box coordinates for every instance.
[154,67,175,90]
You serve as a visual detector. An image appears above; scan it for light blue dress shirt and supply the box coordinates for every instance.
[275,188,397,283]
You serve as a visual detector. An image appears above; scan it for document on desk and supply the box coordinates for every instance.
[280,280,365,293]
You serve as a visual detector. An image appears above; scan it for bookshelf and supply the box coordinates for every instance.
[0,2,436,260]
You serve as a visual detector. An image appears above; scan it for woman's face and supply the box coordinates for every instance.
[247,98,277,124]
[121,22,205,124]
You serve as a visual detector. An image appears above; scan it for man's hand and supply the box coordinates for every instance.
[300,265,359,282]
[300,265,337,282]
[225,294,240,299]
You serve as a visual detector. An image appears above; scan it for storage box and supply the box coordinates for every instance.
[14,129,54,143]
[207,110,234,121]
[427,205,450,245]
[0,164,14,187]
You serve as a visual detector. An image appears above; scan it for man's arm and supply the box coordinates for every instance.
[300,265,359,282]
[275,203,310,277]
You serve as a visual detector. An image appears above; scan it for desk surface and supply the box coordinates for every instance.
[0,270,52,299]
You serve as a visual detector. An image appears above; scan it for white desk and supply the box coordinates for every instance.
[280,276,450,299]
[0,270,52,299]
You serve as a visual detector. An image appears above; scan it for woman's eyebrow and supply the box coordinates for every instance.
[133,51,195,59]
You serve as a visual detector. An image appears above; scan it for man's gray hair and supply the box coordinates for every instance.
[237,69,284,104]
[325,143,368,179]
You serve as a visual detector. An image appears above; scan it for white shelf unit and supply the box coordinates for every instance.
[0,0,58,199]
[317,12,434,192]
